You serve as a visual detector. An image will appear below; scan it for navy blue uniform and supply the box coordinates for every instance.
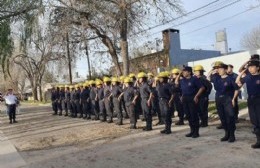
[180,76,203,137]
[196,76,212,127]
[81,88,90,119]
[139,82,153,130]
[64,90,71,116]
[104,85,113,122]
[59,90,65,115]
[89,87,99,120]
[70,90,77,117]
[51,89,58,115]
[241,74,260,135]
[170,79,184,124]
[157,82,174,132]
[112,85,123,124]
[211,74,239,141]
[120,84,129,119]
[124,86,139,128]
[97,87,106,121]
[152,86,162,124]
[56,90,63,115]
[228,73,239,121]
[74,89,81,117]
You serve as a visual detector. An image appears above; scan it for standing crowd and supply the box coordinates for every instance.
[50,54,260,148]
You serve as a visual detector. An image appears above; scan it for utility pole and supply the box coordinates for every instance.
[85,41,91,79]
[66,33,73,84]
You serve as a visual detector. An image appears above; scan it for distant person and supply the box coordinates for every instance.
[236,60,260,148]
[3,88,18,124]
[227,64,240,122]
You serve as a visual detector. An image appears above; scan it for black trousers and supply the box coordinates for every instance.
[173,96,184,120]
[198,96,209,124]
[7,104,16,121]
[126,104,137,126]
[62,100,68,113]
[104,98,113,120]
[248,97,260,135]
[99,100,106,120]
[121,99,129,118]
[90,100,100,119]
[152,97,161,121]
[52,101,57,114]
[233,97,239,120]
[82,100,90,117]
[159,98,172,129]
[75,100,81,116]
[216,96,236,132]
[57,100,63,113]
[113,97,123,123]
[66,100,71,114]
[141,98,152,128]
[182,96,200,129]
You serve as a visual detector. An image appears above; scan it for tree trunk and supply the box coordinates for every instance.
[121,41,129,75]
[66,33,73,84]
[85,42,92,79]
[39,85,43,102]
[32,86,38,101]
[86,21,122,75]
[120,3,129,75]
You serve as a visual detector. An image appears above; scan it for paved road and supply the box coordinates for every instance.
[1,105,260,168]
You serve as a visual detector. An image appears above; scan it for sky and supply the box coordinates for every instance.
[75,0,260,78]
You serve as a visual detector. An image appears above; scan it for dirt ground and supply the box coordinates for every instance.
[0,104,260,168]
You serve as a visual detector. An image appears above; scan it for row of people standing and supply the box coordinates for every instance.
[50,67,212,136]
[50,56,260,148]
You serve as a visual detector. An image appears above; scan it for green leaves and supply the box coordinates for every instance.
[0,19,13,75]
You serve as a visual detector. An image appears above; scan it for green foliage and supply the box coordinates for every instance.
[0,0,43,75]
[0,19,13,75]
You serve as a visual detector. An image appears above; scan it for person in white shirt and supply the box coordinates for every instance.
[3,88,18,124]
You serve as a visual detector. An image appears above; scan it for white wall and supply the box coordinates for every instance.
[188,49,260,100]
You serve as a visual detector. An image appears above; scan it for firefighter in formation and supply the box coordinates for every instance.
[51,54,260,149]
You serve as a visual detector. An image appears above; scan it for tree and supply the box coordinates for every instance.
[12,27,64,101]
[241,25,260,50]
[51,0,183,75]
[0,0,43,74]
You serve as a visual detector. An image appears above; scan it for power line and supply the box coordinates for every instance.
[129,0,223,37]
[181,4,260,36]
[147,0,243,37]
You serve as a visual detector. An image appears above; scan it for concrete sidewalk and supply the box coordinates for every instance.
[0,120,26,168]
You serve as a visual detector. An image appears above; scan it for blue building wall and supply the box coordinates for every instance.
[167,29,221,67]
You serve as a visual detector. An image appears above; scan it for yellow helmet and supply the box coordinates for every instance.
[69,85,74,89]
[128,73,136,78]
[78,83,83,87]
[57,84,64,88]
[74,84,79,88]
[137,72,147,78]
[96,80,103,86]
[83,83,88,87]
[158,72,169,78]
[103,77,111,82]
[111,77,119,83]
[164,71,170,77]
[147,72,154,77]
[193,65,205,72]
[213,61,224,68]
[124,77,133,83]
[171,68,180,74]
[119,76,125,81]
[89,80,95,85]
